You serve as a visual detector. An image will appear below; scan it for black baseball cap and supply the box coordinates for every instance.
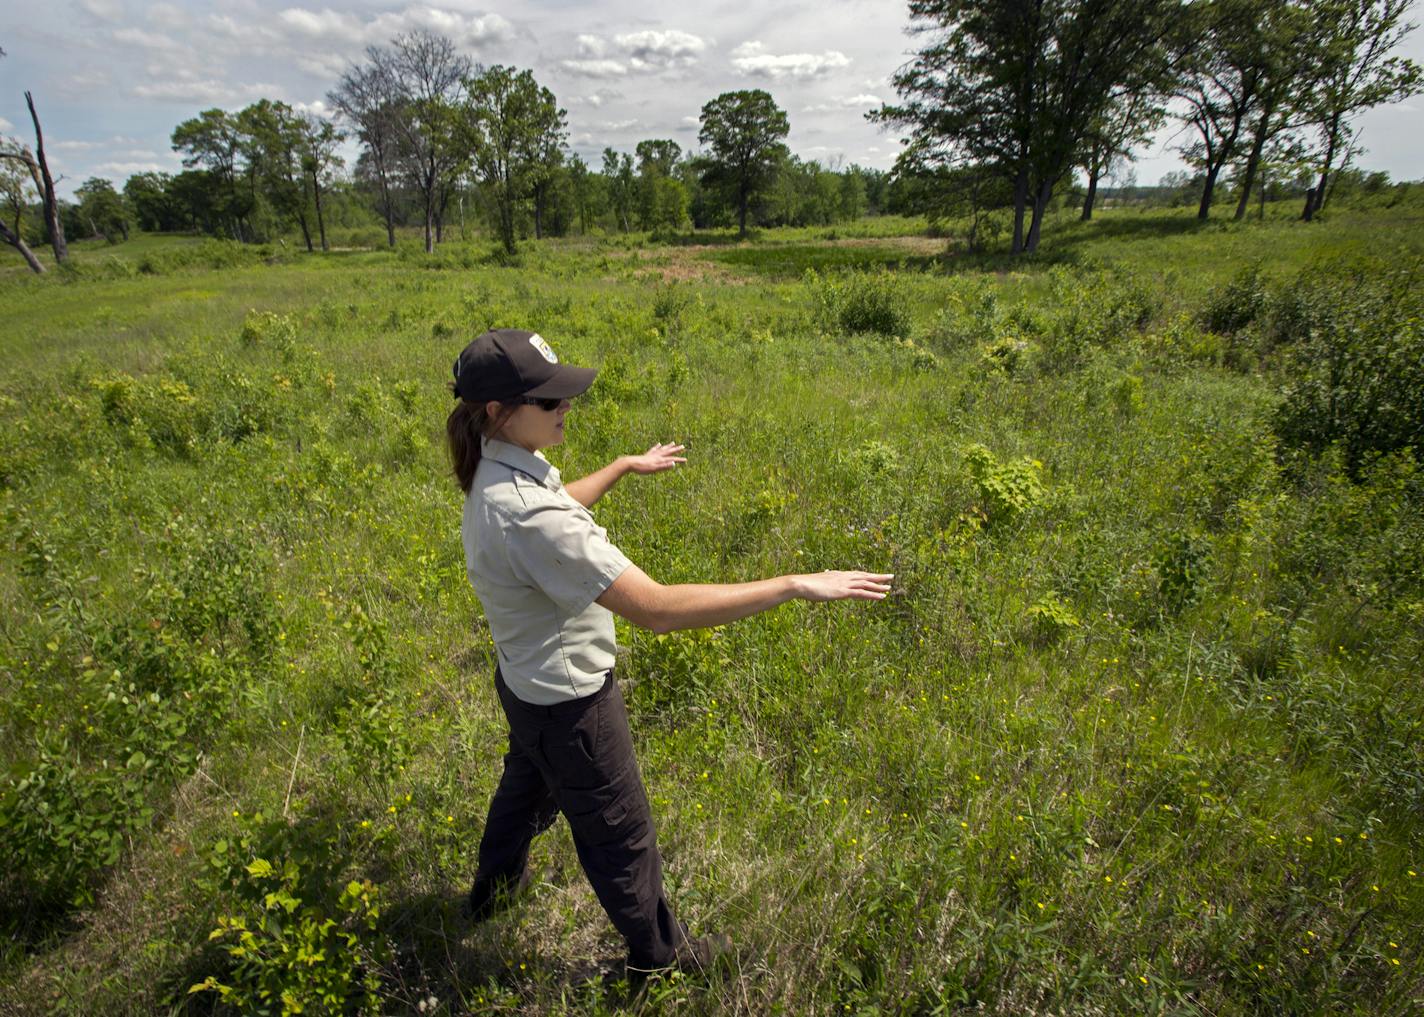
[452,329,597,403]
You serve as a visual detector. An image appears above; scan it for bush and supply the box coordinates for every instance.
[137,239,274,275]
[1035,268,1156,373]
[964,443,1044,526]
[0,525,276,917]
[191,811,387,1015]
[1272,258,1424,476]
[807,268,912,337]
[1199,264,1268,335]
[240,310,298,354]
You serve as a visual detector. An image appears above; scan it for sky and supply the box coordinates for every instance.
[1,0,1421,201]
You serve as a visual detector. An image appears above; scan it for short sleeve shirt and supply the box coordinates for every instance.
[462,437,632,704]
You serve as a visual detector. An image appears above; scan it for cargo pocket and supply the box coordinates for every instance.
[568,781,643,849]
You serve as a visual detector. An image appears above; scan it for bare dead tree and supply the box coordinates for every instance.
[0,206,44,273]
[330,60,402,247]
[24,92,67,263]
[372,32,472,253]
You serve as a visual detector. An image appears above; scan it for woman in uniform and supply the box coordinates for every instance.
[447,328,892,978]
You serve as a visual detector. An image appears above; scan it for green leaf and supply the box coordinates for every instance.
[246,857,274,878]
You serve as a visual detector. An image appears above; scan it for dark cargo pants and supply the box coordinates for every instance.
[475,668,687,969]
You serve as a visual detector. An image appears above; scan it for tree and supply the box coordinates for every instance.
[74,177,130,243]
[634,139,689,232]
[1173,0,1287,220]
[238,99,313,248]
[460,65,567,254]
[697,90,790,237]
[567,153,600,234]
[872,0,1179,253]
[370,31,472,252]
[124,172,182,232]
[0,92,69,264]
[1223,0,1317,219]
[1298,0,1421,220]
[1080,90,1164,220]
[172,108,250,240]
[299,114,344,251]
[602,148,635,233]
[330,59,403,247]
[0,158,43,273]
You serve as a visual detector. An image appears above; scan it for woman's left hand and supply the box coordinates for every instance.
[624,443,687,475]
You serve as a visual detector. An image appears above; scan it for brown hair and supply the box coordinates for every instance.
[446,397,519,493]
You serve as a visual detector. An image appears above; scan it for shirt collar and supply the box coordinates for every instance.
[482,437,562,491]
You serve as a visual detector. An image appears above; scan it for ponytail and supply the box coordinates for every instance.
[446,398,519,493]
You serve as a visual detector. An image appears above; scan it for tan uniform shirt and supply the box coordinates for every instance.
[462,437,632,704]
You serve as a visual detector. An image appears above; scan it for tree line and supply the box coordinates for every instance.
[4,33,898,268]
[3,3,1420,270]
[872,0,1421,253]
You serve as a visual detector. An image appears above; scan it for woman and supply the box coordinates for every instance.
[448,328,892,978]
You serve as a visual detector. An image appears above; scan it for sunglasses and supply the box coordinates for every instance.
[518,395,566,412]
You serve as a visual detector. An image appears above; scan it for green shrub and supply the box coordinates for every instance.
[94,372,202,454]
[240,310,298,353]
[1199,263,1268,335]
[1036,268,1156,373]
[807,268,912,337]
[964,444,1044,526]
[1272,258,1424,475]
[1153,529,1211,615]
[191,811,387,1015]
[1026,591,1080,641]
[1,525,276,916]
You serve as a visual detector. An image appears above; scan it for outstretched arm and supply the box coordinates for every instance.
[596,562,893,634]
[564,443,686,508]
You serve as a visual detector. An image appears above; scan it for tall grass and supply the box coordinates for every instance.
[1,209,1421,1015]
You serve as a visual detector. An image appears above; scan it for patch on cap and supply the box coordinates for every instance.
[528,333,558,364]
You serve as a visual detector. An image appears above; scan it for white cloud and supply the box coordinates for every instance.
[561,58,627,79]
[278,7,365,43]
[58,70,116,99]
[681,115,699,126]
[267,6,512,51]
[55,140,106,151]
[207,13,269,40]
[599,119,639,131]
[803,94,880,113]
[112,26,182,51]
[297,52,351,79]
[575,34,608,58]
[131,79,285,104]
[563,29,707,77]
[731,41,850,80]
[0,117,13,133]
[614,29,706,71]
[93,160,170,176]
[275,6,512,50]
[294,99,334,118]
[571,92,622,108]
[79,0,123,20]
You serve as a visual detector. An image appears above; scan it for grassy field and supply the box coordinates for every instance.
[1,203,1422,1015]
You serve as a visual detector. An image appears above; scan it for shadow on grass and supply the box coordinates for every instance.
[379,889,634,1011]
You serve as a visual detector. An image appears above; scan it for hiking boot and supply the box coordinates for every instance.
[627,932,734,983]
[463,868,531,923]
[674,932,734,974]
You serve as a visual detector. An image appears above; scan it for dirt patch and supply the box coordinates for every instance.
[626,247,748,284]
[829,235,947,255]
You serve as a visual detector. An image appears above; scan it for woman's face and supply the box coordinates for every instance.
[490,398,571,452]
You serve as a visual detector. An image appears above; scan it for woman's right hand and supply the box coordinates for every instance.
[793,571,895,602]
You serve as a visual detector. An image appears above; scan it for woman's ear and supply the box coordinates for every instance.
[484,400,504,419]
